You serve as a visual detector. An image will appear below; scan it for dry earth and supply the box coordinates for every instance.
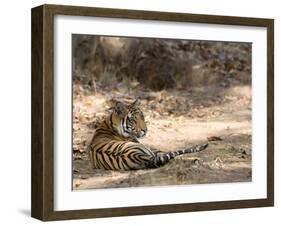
[72,83,252,190]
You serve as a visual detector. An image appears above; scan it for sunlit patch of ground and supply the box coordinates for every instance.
[72,83,252,190]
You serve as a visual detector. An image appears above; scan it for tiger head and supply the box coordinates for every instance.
[111,99,147,139]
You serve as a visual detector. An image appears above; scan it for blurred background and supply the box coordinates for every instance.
[72,35,251,91]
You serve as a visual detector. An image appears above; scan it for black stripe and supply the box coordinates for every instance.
[110,142,124,154]
[121,157,131,170]
[127,151,142,164]
[117,156,123,170]
[117,157,124,170]
[110,114,114,128]
[118,142,126,150]
[96,153,108,169]
[105,152,116,170]
[96,142,111,153]
[138,152,153,161]
[111,142,126,158]
[101,142,115,169]
[105,142,117,154]
[96,154,106,169]
[108,154,118,170]
[133,151,145,160]
[104,119,111,129]
[96,128,115,136]
[113,143,126,157]
[124,146,148,155]
[99,150,113,169]
[119,157,127,170]
[121,118,127,132]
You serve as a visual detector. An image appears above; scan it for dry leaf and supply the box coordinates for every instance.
[207,136,223,141]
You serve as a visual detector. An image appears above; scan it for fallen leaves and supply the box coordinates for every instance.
[73,138,87,153]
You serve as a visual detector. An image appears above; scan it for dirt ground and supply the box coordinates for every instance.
[72,83,252,190]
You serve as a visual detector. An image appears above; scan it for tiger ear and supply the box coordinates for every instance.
[114,102,126,117]
[131,99,140,108]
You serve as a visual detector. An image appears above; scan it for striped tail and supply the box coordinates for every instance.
[155,143,208,167]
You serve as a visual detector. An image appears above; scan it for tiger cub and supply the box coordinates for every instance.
[88,99,208,170]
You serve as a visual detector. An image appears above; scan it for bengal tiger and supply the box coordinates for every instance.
[88,99,208,170]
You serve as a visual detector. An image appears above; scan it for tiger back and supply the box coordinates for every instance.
[89,100,157,170]
[88,99,208,171]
